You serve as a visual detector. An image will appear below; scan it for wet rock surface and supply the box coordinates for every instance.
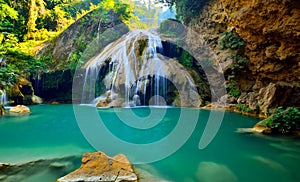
[9,105,30,114]
[0,156,80,182]
[0,105,5,115]
[57,152,138,182]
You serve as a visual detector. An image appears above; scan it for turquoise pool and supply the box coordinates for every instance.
[0,105,299,182]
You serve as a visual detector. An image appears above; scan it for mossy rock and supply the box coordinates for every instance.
[253,120,272,134]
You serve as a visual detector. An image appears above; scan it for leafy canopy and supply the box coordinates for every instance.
[0,0,135,86]
[263,107,300,134]
[155,0,209,23]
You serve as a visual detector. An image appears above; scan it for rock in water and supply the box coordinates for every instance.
[0,105,5,115]
[196,162,238,182]
[253,120,272,134]
[32,95,43,104]
[9,105,30,114]
[57,152,138,182]
[0,162,10,170]
[12,77,34,105]
[236,120,272,135]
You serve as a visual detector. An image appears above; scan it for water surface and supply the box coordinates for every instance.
[0,105,299,182]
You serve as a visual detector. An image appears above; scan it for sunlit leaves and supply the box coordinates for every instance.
[0,1,18,21]
[264,107,300,134]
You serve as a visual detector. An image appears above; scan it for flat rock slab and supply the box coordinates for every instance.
[57,152,138,182]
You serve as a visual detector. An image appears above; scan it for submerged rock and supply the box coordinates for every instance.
[137,167,170,182]
[9,105,30,114]
[0,156,79,181]
[57,152,138,182]
[196,162,238,182]
[0,162,10,170]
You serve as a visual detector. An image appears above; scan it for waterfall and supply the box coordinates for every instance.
[0,57,8,106]
[81,29,199,107]
[0,89,8,106]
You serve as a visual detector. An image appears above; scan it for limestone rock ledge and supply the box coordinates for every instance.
[187,0,300,111]
[57,152,138,182]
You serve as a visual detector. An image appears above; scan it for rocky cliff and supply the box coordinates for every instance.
[185,0,300,115]
[39,9,129,70]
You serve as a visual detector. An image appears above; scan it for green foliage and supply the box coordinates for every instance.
[61,0,101,18]
[69,52,83,71]
[219,31,245,50]
[27,0,39,34]
[0,1,18,21]
[0,33,19,50]
[114,1,133,22]
[226,81,241,98]
[0,0,133,86]
[174,45,194,67]
[159,19,183,37]
[236,103,253,113]
[156,0,209,23]
[98,0,134,25]
[2,49,50,74]
[65,0,133,70]
[129,0,162,29]
[178,50,193,67]
[0,0,134,87]
[219,31,248,98]
[263,107,300,134]
[236,55,249,64]
[229,88,241,98]
[226,54,248,98]
[229,55,250,70]
[0,64,19,86]
[0,47,53,85]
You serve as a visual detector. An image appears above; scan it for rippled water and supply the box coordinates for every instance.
[0,105,300,182]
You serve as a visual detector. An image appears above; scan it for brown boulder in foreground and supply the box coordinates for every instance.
[57,152,138,182]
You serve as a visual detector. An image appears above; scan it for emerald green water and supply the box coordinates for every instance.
[0,105,300,182]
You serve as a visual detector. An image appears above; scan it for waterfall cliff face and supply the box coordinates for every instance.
[81,29,201,107]
[184,0,300,114]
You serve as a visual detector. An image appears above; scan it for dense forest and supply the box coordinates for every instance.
[0,0,166,87]
[157,0,209,23]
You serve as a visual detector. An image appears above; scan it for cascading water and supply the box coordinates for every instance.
[81,29,200,107]
[0,57,8,106]
[0,89,8,106]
